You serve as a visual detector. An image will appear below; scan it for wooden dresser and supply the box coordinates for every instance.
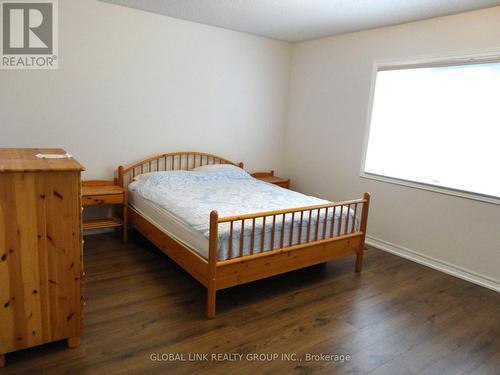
[0,149,85,366]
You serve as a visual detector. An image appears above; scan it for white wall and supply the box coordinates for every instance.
[285,7,500,286]
[1,1,498,287]
[0,0,291,179]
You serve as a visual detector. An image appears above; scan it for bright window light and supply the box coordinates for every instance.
[364,60,500,200]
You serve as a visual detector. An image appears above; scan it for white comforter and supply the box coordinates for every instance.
[130,168,358,260]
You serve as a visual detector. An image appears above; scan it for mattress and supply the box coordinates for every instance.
[128,167,358,260]
[128,185,211,258]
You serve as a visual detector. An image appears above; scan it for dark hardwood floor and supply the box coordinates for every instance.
[2,232,499,374]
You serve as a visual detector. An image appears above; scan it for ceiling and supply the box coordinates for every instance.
[103,0,500,42]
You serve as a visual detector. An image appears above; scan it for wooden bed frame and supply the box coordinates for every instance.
[118,152,370,318]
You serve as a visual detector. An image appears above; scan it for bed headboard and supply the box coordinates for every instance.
[118,152,243,188]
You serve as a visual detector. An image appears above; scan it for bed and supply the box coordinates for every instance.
[118,152,370,318]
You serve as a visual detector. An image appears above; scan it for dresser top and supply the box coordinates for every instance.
[0,148,85,172]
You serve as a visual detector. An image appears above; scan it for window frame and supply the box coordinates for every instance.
[360,50,500,205]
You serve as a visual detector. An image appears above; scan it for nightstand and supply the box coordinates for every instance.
[251,171,290,189]
[82,180,127,241]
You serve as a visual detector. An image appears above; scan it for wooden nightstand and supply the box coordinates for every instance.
[251,171,290,189]
[82,180,127,241]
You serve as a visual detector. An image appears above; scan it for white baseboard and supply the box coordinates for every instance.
[366,235,500,293]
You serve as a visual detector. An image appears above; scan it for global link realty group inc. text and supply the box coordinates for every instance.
[150,352,352,363]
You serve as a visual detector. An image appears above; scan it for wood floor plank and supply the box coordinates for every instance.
[1,232,499,375]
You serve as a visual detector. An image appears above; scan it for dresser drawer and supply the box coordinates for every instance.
[0,166,84,358]
[82,193,123,206]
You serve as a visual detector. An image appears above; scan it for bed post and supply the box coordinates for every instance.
[207,210,219,318]
[118,165,128,242]
[356,192,371,272]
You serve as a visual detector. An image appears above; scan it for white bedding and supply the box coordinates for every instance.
[128,168,358,260]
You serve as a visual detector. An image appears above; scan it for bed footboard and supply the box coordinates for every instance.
[206,193,370,318]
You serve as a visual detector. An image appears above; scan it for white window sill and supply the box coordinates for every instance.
[360,172,500,206]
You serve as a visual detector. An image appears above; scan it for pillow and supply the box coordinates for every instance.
[132,170,182,181]
[132,164,246,183]
[191,164,244,173]
[133,172,154,181]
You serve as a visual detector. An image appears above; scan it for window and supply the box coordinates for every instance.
[362,56,500,203]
